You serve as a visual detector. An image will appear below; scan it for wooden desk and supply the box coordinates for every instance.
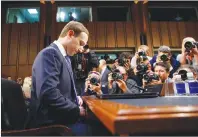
[83,96,198,135]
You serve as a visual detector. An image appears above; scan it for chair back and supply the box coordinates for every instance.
[1,78,28,130]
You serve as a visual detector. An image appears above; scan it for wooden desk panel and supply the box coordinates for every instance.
[83,96,198,135]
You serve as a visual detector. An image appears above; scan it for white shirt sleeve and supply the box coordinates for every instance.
[176,54,181,62]
[131,56,137,69]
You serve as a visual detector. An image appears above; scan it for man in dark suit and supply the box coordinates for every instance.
[99,59,111,94]
[27,21,89,135]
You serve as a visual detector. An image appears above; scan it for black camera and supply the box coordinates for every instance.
[90,77,100,86]
[178,69,188,81]
[160,54,169,62]
[143,73,159,83]
[136,64,148,75]
[138,51,146,57]
[184,41,198,52]
[118,58,129,66]
[112,72,123,81]
[83,45,89,50]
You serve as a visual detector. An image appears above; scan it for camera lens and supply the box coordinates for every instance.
[185,42,193,49]
[112,72,123,80]
[143,74,149,81]
[112,72,118,80]
[160,54,168,61]
[90,77,98,85]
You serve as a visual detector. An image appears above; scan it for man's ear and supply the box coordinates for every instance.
[67,30,75,37]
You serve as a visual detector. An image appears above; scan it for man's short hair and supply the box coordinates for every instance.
[158,45,171,54]
[59,21,89,38]
[119,52,132,59]
[154,62,170,72]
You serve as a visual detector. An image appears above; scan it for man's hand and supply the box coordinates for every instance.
[124,61,131,71]
[79,106,86,117]
[89,83,102,94]
[142,78,162,88]
[192,47,198,56]
[77,96,83,106]
[115,79,128,93]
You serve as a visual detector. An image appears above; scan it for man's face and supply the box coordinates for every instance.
[66,32,88,56]
[154,66,169,82]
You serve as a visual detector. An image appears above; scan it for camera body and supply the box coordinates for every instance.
[136,64,148,75]
[184,41,198,52]
[112,72,123,81]
[90,77,100,85]
[143,73,159,83]
[178,69,188,81]
[160,54,169,62]
[138,51,146,57]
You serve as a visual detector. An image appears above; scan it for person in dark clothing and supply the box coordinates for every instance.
[71,45,99,96]
[27,21,88,135]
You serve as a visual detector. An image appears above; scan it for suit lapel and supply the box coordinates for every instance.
[51,44,73,79]
[101,68,107,80]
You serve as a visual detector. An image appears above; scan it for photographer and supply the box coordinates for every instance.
[131,45,152,69]
[133,56,152,86]
[150,45,180,78]
[108,66,140,94]
[176,37,198,69]
[117,52,135,79]
[172,65,198,82]
[71,45,99,95]
[83,71,103,96]
[154,62,172,83]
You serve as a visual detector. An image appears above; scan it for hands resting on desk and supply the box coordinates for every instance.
[77,96,86,117]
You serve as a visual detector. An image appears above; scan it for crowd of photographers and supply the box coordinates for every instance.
[72,37,198,95]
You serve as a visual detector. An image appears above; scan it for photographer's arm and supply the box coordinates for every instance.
[115,79,128,93]
[192,48,198,65]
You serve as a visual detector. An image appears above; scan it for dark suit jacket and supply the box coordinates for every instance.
[101,67,111,94]
[27,43,80,128]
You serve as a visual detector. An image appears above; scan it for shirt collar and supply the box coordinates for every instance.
[53,40,67,57]
[101,66,107,76]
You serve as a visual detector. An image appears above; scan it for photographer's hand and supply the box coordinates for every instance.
[116,79,128,93]
[192,47,198,55]
[142,78,162,88]
[124,62,131,71]
[89,83,102,95]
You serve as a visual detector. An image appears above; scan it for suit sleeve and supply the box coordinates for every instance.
[125,79,140,94]
[35,48,80,123]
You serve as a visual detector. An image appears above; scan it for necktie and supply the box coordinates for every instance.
[65,56,79,105]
